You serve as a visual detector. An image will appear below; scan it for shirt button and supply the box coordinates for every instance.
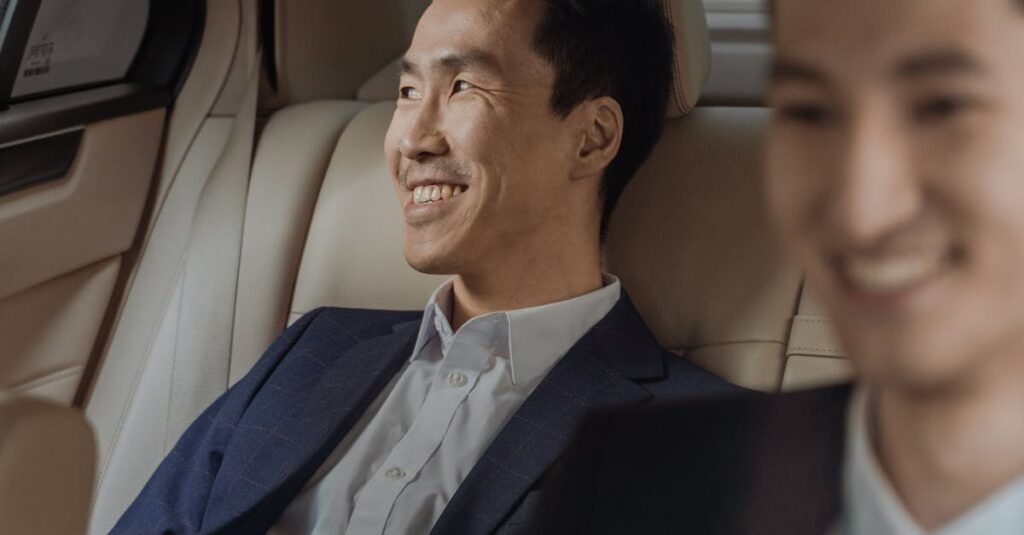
[447,370,468,387]
[385,467,406,480]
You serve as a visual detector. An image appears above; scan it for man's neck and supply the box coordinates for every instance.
[873,354,1024,530]
[448,248,603,331]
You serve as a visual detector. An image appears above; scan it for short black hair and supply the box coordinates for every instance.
[532,0,676,240]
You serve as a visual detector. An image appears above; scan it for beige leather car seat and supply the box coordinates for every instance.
[0,394,96,534]
[83,1,433,532]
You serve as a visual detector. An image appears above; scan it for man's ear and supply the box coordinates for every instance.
[571,96,624,180]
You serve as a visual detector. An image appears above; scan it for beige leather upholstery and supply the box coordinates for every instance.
[260,0,429,110]
[230,100,368,382]
[357,58,404,102]
[83,1,264,531]
[782,284,854,391]
[0,258,120,403]
[605,107,802,392]
[0,110,165,406]
[0,110,164,301]
[665,0,711,117]
[0,395,96,534]
[289,102,448,322]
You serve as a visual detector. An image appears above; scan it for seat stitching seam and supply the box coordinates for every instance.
[95,257,188,499]
[787,346,846,355]
[9,365,87,393]
[677,340,787,351]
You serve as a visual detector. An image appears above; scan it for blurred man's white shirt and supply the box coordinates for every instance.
[836,387,1024,535]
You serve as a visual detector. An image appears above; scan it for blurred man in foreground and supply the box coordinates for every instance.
[538,1,1024,533]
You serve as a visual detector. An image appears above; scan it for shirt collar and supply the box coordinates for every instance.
[411,279,456,359]
[842,386,1024,535]
[410,275,621,385]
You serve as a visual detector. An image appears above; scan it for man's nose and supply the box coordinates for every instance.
[829,112,921,247]
[399,104,449,161]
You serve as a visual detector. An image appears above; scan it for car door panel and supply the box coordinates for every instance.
[0,108,165,403]
[0,0,202,406]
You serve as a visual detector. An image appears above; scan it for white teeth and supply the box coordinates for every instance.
[412,184,467,205]
[844,253,945,293]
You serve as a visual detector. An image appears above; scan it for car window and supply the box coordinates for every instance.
[5,0,148,100]
[702,0,771,105]
[0,0,14,45]
[703,0,767,13]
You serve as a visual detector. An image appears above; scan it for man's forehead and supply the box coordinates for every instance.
[404,0,544,75]
[401,49,504,77]
[411,0,537,47]
[772,0,1010,84]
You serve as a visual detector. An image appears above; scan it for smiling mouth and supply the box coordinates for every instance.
[835,247,959,298]
[412,184,467,205]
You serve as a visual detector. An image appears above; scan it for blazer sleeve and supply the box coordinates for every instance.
[110,308,325,534]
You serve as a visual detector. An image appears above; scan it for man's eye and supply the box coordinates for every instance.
[452,80,475,94]
[912,95,976,123]
[777,103,835,127]
[399,86,422,100]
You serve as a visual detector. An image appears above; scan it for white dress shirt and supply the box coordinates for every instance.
[836,387,1024,535]
[271,275,621,535]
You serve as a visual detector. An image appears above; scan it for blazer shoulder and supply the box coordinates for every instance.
[647,350,748,399]
[252,307,423,375]
[298,307,423,335]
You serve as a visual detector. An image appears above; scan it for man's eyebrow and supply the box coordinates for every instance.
[400,49,503,78]
[770,59,830,87]
[400,58,420,77]
[436,50,502,73]
[894,49,984,79]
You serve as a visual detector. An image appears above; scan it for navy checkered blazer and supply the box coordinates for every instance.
[113,291,738,534]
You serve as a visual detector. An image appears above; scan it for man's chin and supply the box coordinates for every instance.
[852,338,976,395]
[403,249,458,276]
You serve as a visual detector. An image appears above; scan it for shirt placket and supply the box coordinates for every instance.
[345,331,490,535]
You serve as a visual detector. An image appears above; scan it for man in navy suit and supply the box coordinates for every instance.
[114,0,737,533]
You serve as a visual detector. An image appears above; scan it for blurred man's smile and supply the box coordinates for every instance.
[834,246,959,303]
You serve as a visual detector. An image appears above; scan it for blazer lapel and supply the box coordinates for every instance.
[432,294,666,535]
[202,316,420,533]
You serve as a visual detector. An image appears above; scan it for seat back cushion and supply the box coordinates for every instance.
[605,108,803,392]
[290,102,447,321]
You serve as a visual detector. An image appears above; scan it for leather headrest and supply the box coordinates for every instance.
[261,0,429,110]
[357,0,711,116]
[664,0,711,117]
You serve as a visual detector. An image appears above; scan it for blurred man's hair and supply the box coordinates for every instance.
[533,0,675,240]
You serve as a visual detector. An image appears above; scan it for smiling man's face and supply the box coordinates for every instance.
[385,0,587,278]
[768,0,1024,390]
